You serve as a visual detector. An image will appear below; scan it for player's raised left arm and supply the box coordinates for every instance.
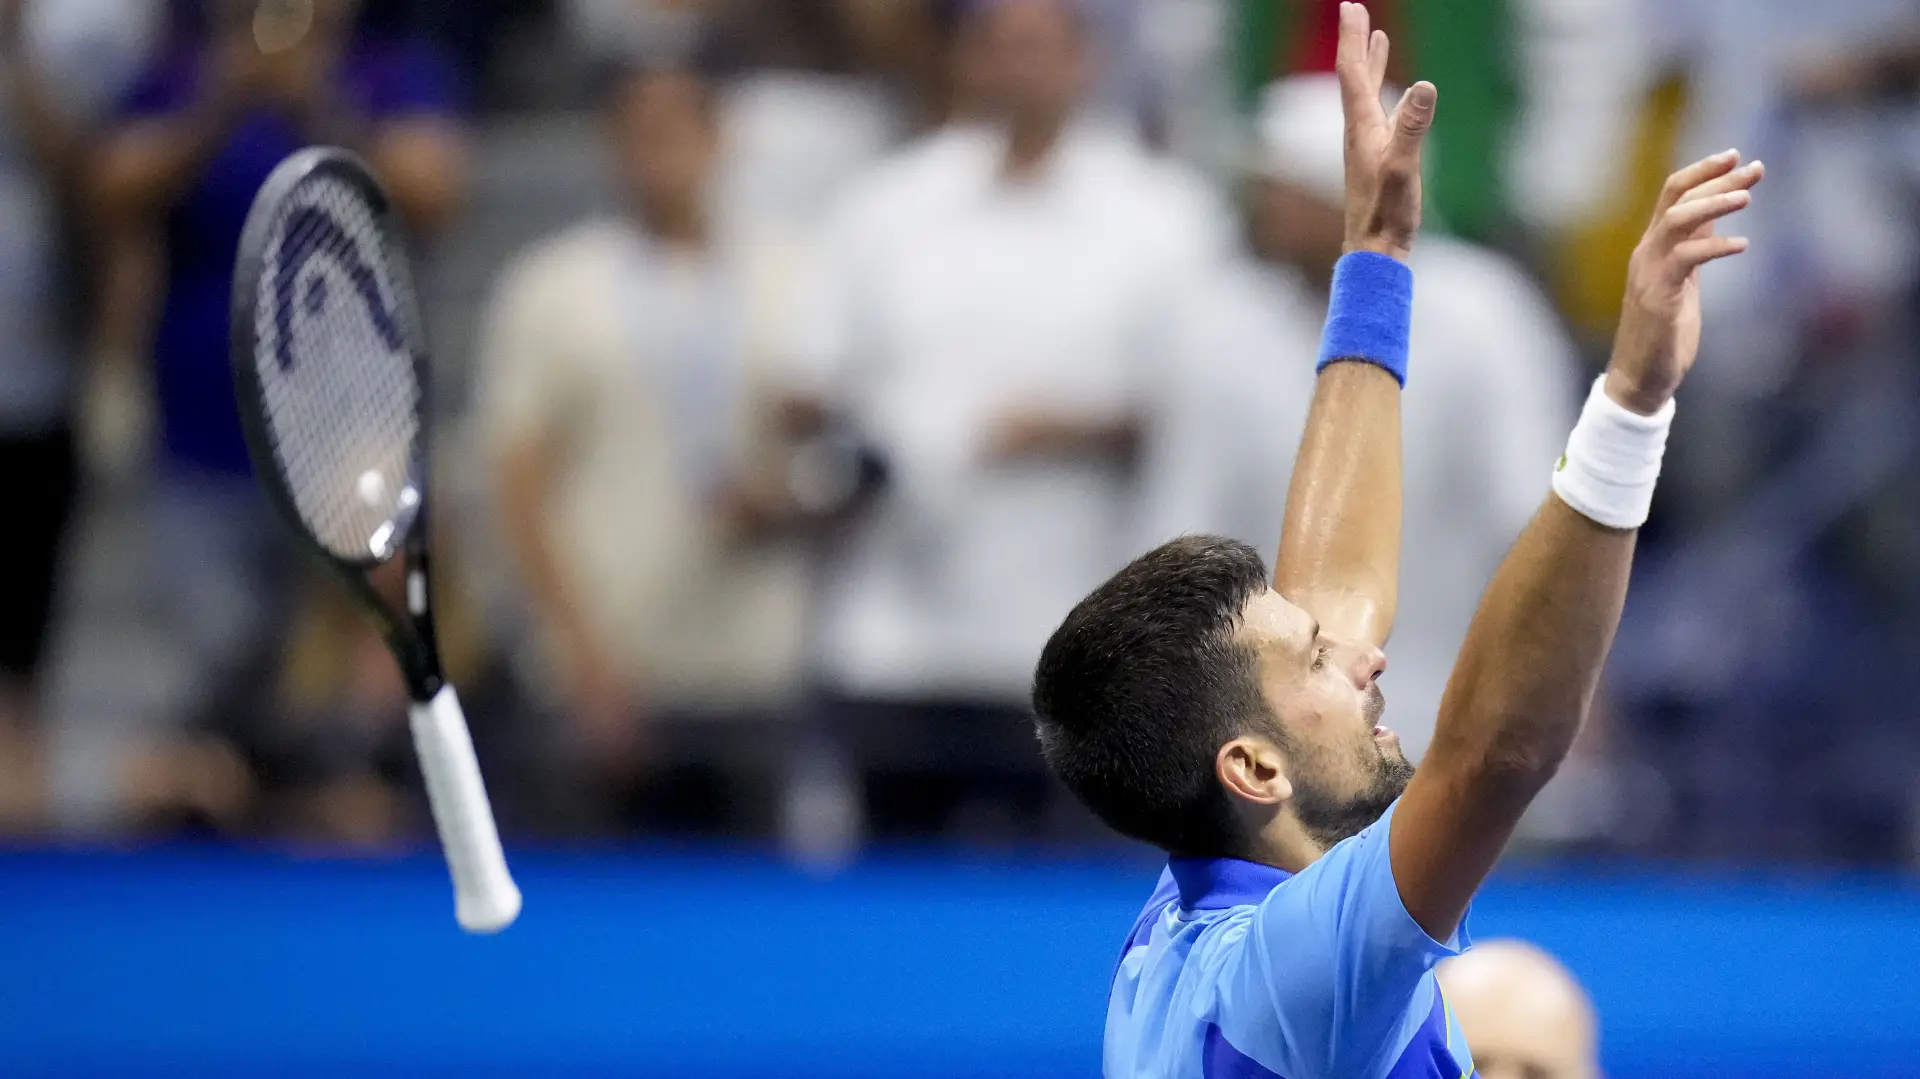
[1390,150,1764,941]
[1272,3,1433,649]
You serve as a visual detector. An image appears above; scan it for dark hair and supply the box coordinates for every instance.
[1032,535,1273,855]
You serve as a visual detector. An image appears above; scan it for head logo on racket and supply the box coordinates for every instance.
[269,203,406,373]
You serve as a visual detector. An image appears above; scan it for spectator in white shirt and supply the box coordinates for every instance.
[478,58,814,836]
[790,0,1228,842]
[1140,74,1580,762]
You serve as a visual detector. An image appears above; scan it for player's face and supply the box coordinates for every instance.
[1238,589,1412,846]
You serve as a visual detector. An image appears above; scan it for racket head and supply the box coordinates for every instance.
[231,147,430,574]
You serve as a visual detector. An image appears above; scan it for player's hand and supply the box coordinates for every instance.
[1335,2,1436,263]
[1605,150,1764,415]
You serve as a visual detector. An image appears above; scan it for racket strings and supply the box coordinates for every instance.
[253,172,423,562]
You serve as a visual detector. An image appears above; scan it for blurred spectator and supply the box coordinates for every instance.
[1438,940,1600,1079]
[1639,0,1920,416]
[478,58,813,838]
[706,0,940,234]
[86,0,464,828]
[1592,0,1920,864]
[1140,74,1579,764]
[790,0,1227,845]
[0,0,158,833]
[567,0,942,237]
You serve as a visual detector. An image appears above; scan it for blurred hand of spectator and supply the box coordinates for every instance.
[92,2,465,236]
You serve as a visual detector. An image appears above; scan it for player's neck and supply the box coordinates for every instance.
[1242,813,1330,874]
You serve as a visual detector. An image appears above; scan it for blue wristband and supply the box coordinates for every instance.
[1316,251,1413,386]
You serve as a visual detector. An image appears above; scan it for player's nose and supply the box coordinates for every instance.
[1347,642,1387,688]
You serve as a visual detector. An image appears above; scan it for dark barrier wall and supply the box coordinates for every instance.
[2,849,1917,1077]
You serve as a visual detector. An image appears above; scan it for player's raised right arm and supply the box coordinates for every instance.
[1389,150,1765,941]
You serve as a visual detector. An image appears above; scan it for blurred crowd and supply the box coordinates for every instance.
[5,0,1920,869]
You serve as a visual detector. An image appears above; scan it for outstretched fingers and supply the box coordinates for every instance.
[1654,150,1742,217]
[1676,159,1765,205]
[1661,189,1751,241]
[1672,235,1751,272]
[1335,3,1383,128]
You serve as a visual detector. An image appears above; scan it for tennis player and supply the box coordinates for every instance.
[1030,4,1763,1076]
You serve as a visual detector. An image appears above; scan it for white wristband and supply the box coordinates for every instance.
[1551,375,1674,530]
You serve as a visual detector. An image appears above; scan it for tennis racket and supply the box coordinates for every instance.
[230,147,522,934]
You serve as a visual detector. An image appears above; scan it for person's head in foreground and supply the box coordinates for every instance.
[1438,940,1600,1079]
[1032,534,1412,861]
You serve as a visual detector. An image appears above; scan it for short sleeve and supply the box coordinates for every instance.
[475,246,589,458]
[1212,800,1467,1079]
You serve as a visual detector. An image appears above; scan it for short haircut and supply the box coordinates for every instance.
[1032,535,1273,855]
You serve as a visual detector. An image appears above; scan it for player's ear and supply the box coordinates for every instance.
[1218,737,1291,805]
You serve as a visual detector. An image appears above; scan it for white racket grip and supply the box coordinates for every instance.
[409,685,522,933]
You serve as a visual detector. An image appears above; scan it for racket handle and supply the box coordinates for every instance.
[409,685,523,933]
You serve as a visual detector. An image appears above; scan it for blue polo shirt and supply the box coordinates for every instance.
[1106,800,1474,1078]
[117,36,459,478]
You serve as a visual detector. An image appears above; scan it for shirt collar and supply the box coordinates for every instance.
[1167,857,1292,911]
